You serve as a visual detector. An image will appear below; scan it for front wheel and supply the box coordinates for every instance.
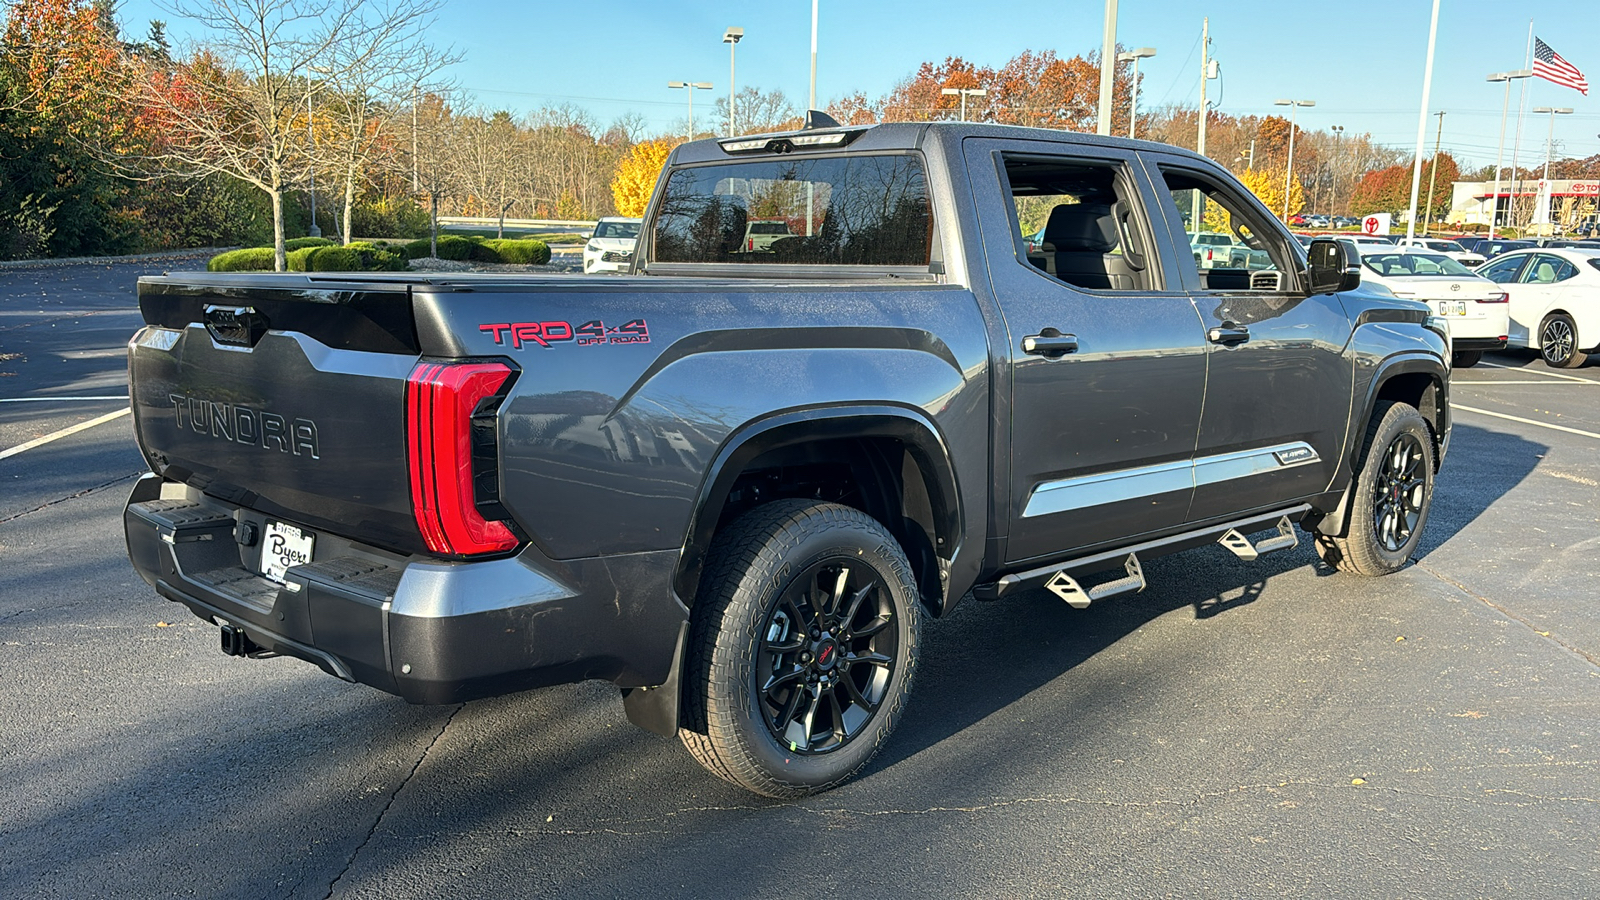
[1315,401,1436,576]
[679,500,922,798]
[1540,313,1587,369]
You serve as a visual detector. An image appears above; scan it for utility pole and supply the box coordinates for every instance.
[1245,138,1255,169]
[1422,111,1444,236]
[1193,16,1210,230]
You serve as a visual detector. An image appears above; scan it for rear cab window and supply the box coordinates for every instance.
[1000,154,1164,293]
[646,153,933,273]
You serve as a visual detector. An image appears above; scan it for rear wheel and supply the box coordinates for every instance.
[1315,401,1435,576]
[1451,350,1482,368]
[1539,313,1586,368]
[679,500,921,798]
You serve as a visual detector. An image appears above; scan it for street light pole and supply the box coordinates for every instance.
[1116,47,1156,138]
[940,87,986,122]
[1329,125,1344,218]
[808,0,818,110]
[723,27,743,136]
[1096,0,1118,135]
[1486,70,1532,238]
[1534,106,1574,231]
[305,71,320,238]
[1274,99,1315,223]
[668,81,713,138]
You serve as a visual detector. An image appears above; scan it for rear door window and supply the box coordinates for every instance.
[650,154,932,267]
[1477,255,1526,284]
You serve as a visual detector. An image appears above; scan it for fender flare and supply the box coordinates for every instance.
[673,403,964,609]
[1313,351,1449,537]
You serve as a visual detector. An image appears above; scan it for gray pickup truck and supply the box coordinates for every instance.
[123,119,1450,798]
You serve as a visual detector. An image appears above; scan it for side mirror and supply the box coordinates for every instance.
[1306,239,1360,294]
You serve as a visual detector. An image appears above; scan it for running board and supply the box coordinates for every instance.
[1217,516,1298,561]
[1044,553,1144,608]
[974,504,1312,602]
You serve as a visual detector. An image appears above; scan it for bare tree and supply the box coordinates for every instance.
[455,109,523,237]
[123,0,365,270]
[399,89,459,256]
[713,86,798,136]
[312,0,456,244]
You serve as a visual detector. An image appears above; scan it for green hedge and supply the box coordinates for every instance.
[285,236,335,251]
[484,238,551,264]
[207,247,276,272]
[211,242,409,273]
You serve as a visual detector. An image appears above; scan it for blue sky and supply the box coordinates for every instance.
[115,0,1599,172]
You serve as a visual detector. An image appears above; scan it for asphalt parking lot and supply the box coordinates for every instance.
[3,259,1598,898]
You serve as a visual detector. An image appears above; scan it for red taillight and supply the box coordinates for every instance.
[407,361,520,556]
[1478,292,1509,303]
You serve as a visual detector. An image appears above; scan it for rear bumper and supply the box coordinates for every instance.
[1451,337,1508,351]
[123,474,688,704]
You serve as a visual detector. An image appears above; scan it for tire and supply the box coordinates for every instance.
[1451,350,1482,368]
[1539,313,1587,369]
[678,499,922,798]
[1314,401,1436,577]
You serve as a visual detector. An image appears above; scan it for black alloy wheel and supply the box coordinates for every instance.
[756,558,897,755]
[1314,400,1435,576]
[679,499,921,798]
[1371,430,1427,553]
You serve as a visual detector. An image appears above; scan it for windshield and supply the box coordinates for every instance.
[1423,240,1464,252]
[1362,252,1475,277]
[593,221,641,239]
[652,154,931,266]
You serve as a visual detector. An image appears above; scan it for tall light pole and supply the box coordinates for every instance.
[723,27,743,136]
[1330,125,1344,218]
[1116,47,1156,138]
[1535,106,1574,231]
[1535,106,1574,182]
[668,81,713,138]
[808,0,818,110]
[1275,99,1314,223]
[1404,0,1441,242]
[305,70,321,238]
[940,87,986,122]
[1486,69,1532,238]
[1096,0,1118,135]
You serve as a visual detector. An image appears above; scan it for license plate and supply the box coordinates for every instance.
[259,521,314,583]
[1440,300,1467,316]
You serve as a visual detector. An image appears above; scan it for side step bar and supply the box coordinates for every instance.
[1217,516,1298,561]
[975,504,1311,604]
[1044,553,1144,608]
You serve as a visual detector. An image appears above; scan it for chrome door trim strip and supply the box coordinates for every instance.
[1022,441,1320,518]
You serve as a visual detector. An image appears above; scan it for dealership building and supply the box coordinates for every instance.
[1446,179,1600,233]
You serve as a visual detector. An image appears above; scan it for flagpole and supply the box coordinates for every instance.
[1405,0,1441,243]
[1508,21,1534,232]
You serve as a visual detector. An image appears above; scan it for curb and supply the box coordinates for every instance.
[0,248,230,270]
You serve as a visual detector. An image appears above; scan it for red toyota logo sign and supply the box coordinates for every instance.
[1363,217,1381,235]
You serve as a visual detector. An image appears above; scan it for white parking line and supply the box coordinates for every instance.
[1453,404,1600,441]
[1454,380,1594,385]
[1480,363,1598,384]
[0,396,129,403]
[0,407,131,460]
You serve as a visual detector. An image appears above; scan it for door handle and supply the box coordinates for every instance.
[1022,331,1079,357]
[1207,324,1250,345]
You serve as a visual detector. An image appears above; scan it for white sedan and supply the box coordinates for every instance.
[1475,248,1600,368]
[1395,237,1486,267]
[1352,249,1509,368]
[583,217,642,274]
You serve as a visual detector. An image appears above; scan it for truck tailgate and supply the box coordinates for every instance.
[130,278,425,553]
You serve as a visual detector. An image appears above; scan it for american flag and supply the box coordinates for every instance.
[1534,37,1589,95]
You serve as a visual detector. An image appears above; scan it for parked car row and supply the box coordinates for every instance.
[1328,234,1600,369]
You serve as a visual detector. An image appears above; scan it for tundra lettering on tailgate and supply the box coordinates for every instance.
[479,318,649,349]
[168,395,319,458]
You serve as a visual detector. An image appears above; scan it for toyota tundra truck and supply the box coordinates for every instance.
[123,118,1451,798]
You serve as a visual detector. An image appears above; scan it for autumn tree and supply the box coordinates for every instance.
[714,86,799,135]
[454,109,523,236]
[610,137,677,217]
[122,0,367,270]
[312,0,456,244]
